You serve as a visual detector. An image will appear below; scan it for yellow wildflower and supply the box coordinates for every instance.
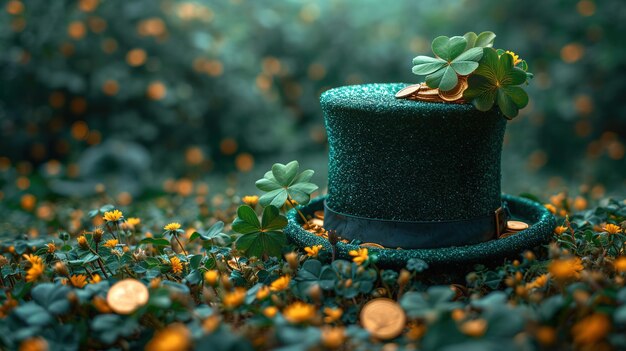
[170,256,183,274]
[553,226,568,235]
[573,196,587,211]
[45,242,56,253]
[571,314,610,345]
[22,254,42,265]
[25,260,45,283]
[263,306,278,318]
[548,257,583,282]
[222,288,246,309]
[77,235,88,249]
[70,274,87,288]
[544,204,556,214]
[614,257,626,272]
[145,323,191,351]
[204,270,219,285]
[304,245,323,257]
[270,275,291,292]
[164,222,181,231]
[242,195,259,207]
[283,301,316,324]
[525,274,549,290]
[349,247,368,265]
[459,318,488,337]
[103,239,118,248]
[256,285,270,300]
[504,50,522,65]
[321,326,346,349]
[126,217,141,226]
[89,274,101,284]
[103,209,123,222]
[603,223,622,235]
[323,307,343,323]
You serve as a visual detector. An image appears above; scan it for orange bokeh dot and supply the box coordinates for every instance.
[607,141,625,160]
[117,192,133,206]
[88,17,107,33]
[67,163,80,178]
[49,91,65,108]
[220,138,238,155]
[256,74,272,91]
[262,57,282,75]
[79,0,99,12]
[0,157,10,171]
[37,204,53,221]
[126,49,147,67]
[146,81,167,100]
[137,18,166,37]
[16,176,30,190]
[71,121,89,140]
[21,194,36,211]
[560,43,584,63]
[308,63,326,81]
[70,97,87,114]
[527,150,548,171]
[574,95,593,115]
[185,147,204,165]
[102,80,119,96]
[235,153,254,172]
[6,0,24,15]
[176,178,194,197]
[68,21,87,40]
[45,160,62,176]
[576,0,595,16]
[101,38,118,53]
[87,130,101,145]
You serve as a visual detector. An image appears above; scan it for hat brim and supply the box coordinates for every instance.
[285,194,556,270]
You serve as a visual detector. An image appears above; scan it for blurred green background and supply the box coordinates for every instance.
[0,0,624,212]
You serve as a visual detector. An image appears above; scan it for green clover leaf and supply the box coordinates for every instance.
[463,47,529,119]
[463,31,496,51]
[255,160,318,208]
[233,205,287,258]
[412,36,484,91]
[190,221,230,245]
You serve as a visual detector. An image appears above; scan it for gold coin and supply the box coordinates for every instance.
[107,279,149,315]
[314,210,324,220]
[395,84,421,99]
[439,76,468,102]
[499,231,518,239]
[360,242,385,249]
[507,220,529,232]
[360,298,406,340]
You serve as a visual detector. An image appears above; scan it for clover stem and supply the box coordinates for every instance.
[174,235,188,256]
[286,196,308,224]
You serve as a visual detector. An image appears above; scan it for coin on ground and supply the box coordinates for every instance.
[308,218,324,227]
[107,279,149,314]
[360,298,406,340]
[395,84,421,99]
[499,231,518,239]
[314,210,324,220]
[507,220,529,231]
[360,242,385,249]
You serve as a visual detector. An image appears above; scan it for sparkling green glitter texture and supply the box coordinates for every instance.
[321,83,506,221]
[285,195,556,270]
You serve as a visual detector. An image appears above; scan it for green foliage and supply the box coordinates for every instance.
[233,205,287,258]
[255,161,318,208]
[463,48,529,119]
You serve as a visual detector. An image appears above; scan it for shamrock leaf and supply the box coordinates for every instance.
[190,221,230,245]
[463,31,496,51]
[412,36,484,91]
[463,48,529,119]
[255,160,318,208]
[233,205,287,258]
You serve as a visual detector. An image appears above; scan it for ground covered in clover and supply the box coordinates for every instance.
[0,176,625,350]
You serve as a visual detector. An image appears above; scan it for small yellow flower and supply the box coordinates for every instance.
[242,195,259,207]
[349,247,368,265]
[22,254,42,265]
[77,235,89,249]
[614,257,626,273]
[103,239,118,248]
[222,288,247,309]
[270,275,291,291]
[256,285,270,300]
[283,301,316,324]
[170,256,183,274]
[459,318,488,337]
[202,315,220,333]
[323,307,343,323]
[164,222,182,231]
[45,242,56,253]
[70,274,87,288]
[304,245,323,257]
[571,314,610,345]
[321,326,346,349]
[603,223,622,235]
[204,270,219,285]
[145,323,191,351]
[553,226,568,235]
[92,296,112,313]
[525,274,550,290]
[263,306,278,318]
[89,274,101,284]
[126,217,141,226]
[25,261,45,283]
[549,257,583,282]
[103,209,123,222]
[505,50,522,65]
[544,204,556,214]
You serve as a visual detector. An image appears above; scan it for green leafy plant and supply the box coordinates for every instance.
[463,48,529,119]
[411,31,494,91]
[233,205,288,258]
[255,161,318,208]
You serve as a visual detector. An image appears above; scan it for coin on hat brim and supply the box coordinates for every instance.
[439,76,468,102]
[507,220,529,231]
[314,210,325,220]
[360,298,406,340]
[395,84,421,99]
[499,231,518,239]
[360,242,385,249]
[107,279,149,315]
